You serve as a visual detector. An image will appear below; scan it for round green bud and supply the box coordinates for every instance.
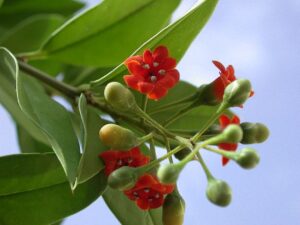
[107,166,137,191]
[237,148,260,169]
[206,179,232,207]
[104,82,137,112]
[240,122,269,144]
[157,164,182,184]
[222,124,243,143]
[99,124,138,150]
[223,79,252,107]
[174,148,191,160]
[163,193,185,225]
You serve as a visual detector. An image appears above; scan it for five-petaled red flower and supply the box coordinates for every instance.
[124,174,175,210]
[218,114,240,166]
[99,147,150,176]
[123,46,180,100]
[211,60,254,101]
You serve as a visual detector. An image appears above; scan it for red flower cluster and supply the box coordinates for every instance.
[124,174,174,210]
[123,46,179,100]
[99,147,175,210]
[211,60,254,101]
[218,114,240,166]
[99,147,150,176]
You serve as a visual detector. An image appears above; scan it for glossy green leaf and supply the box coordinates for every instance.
[15,54,81,185]
[91,0,218,87]
[0,47,48,144]
[0,0,84,28]
[37,0,181,66]
[17,125,53,153]
[0,14,64,53]
[0,0,3,8]
[76,94,106,185]
[0,153,65,196]
[103,187,163,225]
[0,153,106,225]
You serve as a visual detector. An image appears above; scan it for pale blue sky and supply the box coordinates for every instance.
[0,0,299,225]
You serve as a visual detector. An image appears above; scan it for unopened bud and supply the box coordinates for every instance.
[163,193,185,225]
[223,79,252,107]
[99,124,138,150]
[222,124,243,143]
[206,179,232,207]
[104,82,137,112]
[237,148,260,169]
[157,164,183,184]
[107,166,137,191]
[240,122,269,144]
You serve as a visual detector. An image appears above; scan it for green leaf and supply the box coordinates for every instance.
[15,54,81,185]
[17,125,53,153]
[0,47,48,144]
[0,14,64,53]
[76,94,107,185]
[37,0,181,66]
[0,153,106,225]
[0,0,84,28]
[103,187,163,225]
[91,0,218,87]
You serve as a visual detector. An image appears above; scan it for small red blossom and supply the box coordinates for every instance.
[124,174,175,210]
[211,60,254,101]
[218,114,240,166]
[123,46,180,100]
[99,147,150,176]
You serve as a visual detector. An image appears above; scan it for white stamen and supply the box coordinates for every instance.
[148,198,153,202]
[143,64,150,69]
[150,76,157,82]
[158,69,166,75]
[153,62,159,67]
[117,160,123,166]
[127,158,133,163]
[155,193,160,199]
[133,192,139,196]
[144,188,150,193]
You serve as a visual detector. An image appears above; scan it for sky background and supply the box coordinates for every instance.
[1,0,300,225]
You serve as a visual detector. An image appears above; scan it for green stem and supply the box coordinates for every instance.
[137,132,154,145]
[196,152,214,181]
[164,136,173,163]
[204,146,238,161]
[149,138,157,160]
[18,60,80,98]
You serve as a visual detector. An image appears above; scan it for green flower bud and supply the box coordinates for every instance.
[104,82,137,112]
[107,166,137,191]
[240,122,269,144]
[222,124,243,143]
[163,193,185,225]
[223,79,252,107]
[174,147,191,160]
[99,124,138,150]
[206,179,232,207]
[157,164,183,184]
[237,148,260,169]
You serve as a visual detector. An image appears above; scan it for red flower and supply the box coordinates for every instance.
[124,174,175,210]
[211,60,254,101]
[99,147,150,176]
[123,46,180,100]
[218,114,240,166]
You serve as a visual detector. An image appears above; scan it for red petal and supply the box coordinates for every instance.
[148,84,168,100]
[126,61,148,77]
[219,114,231,129]
[212,77,226,101]
[153,46,169,62]
[226,65,236,81]
[158,76,176,89]
[137,82,155,94]
[123,75,141,90]
[222,157,230,166]
[149,197,164,209]
[124,55,143,65]
[143,49,153,65]
[212,60,226,73]
[249,90,255,97]
[231,115,240,124]
[136,199,150,210]
[160,58,177,70]
[99,150,118,161]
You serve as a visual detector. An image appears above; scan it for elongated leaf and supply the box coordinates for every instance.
[15,54,81,185]
[76,95,106,185]
[0,153,106,225]
[0,153,65,196]
[103,187,163,225]
[0,14,64,53]
[0,47,48,144]
[91,0,218,87]
[17,126,53,153]
[0,0,84,28]
[36,0,180,66]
